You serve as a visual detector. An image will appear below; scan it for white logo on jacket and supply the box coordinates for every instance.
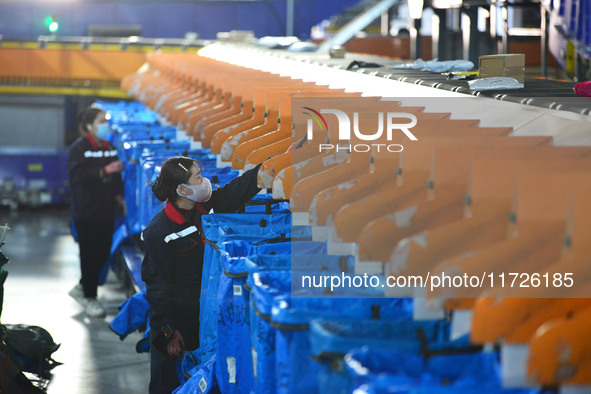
[84,149,118,158]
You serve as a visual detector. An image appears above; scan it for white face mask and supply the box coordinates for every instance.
[177,178,212,202]
[96,123,111,139]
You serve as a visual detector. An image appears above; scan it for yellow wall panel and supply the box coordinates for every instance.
[0,48,146,80]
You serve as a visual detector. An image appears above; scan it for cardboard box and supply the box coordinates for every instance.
[478,54,525,83]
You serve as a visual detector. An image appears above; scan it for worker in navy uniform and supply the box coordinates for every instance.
[142,156,262,393]
[67,106,124,318]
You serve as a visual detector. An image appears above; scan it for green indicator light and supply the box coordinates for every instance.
[49,21,59,32]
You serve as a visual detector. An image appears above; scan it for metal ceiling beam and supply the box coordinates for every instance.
[317,0,399,52]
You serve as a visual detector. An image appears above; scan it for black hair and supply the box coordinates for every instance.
[77,105,105,135]
[152,156,203,202]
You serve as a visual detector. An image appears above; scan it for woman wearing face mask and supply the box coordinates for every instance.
[66,105,124,318]
[141,156,262,393]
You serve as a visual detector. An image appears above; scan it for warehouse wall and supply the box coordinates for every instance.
[0,0,358,40]
[0,95,65,149]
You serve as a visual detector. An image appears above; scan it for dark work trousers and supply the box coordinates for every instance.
[149,303,200,394]
[74,220,114,298]
[149,328,180,394]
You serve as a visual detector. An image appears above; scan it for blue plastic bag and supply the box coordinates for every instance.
[109,288,149,340]
[248,271,294,394]
[310,318,449,394]
[346,347,541,394]
[199,215,294,350]
[272,294,412,394]
[173,354,218,394]
[216,254,255,394]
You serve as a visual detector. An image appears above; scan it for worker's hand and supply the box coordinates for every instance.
[167,330,184,357]
[104,160,124,174]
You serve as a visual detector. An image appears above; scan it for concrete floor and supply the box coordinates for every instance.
[0,206,150,393]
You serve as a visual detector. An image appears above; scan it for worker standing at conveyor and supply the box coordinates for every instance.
[67,105,125,318]
[142,156,262,393]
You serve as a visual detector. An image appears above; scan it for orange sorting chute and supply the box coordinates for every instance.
[308,122,514,227]
[385,150,591,283]
[274,106,487,200]
[430,172,591,305]
[255,98,406,188]
[228,91,367,168]
[471,193,591,345]
[358,145,591,263]
[528,305,591,385]
[332,138,551,244]
[291,119,514,213]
